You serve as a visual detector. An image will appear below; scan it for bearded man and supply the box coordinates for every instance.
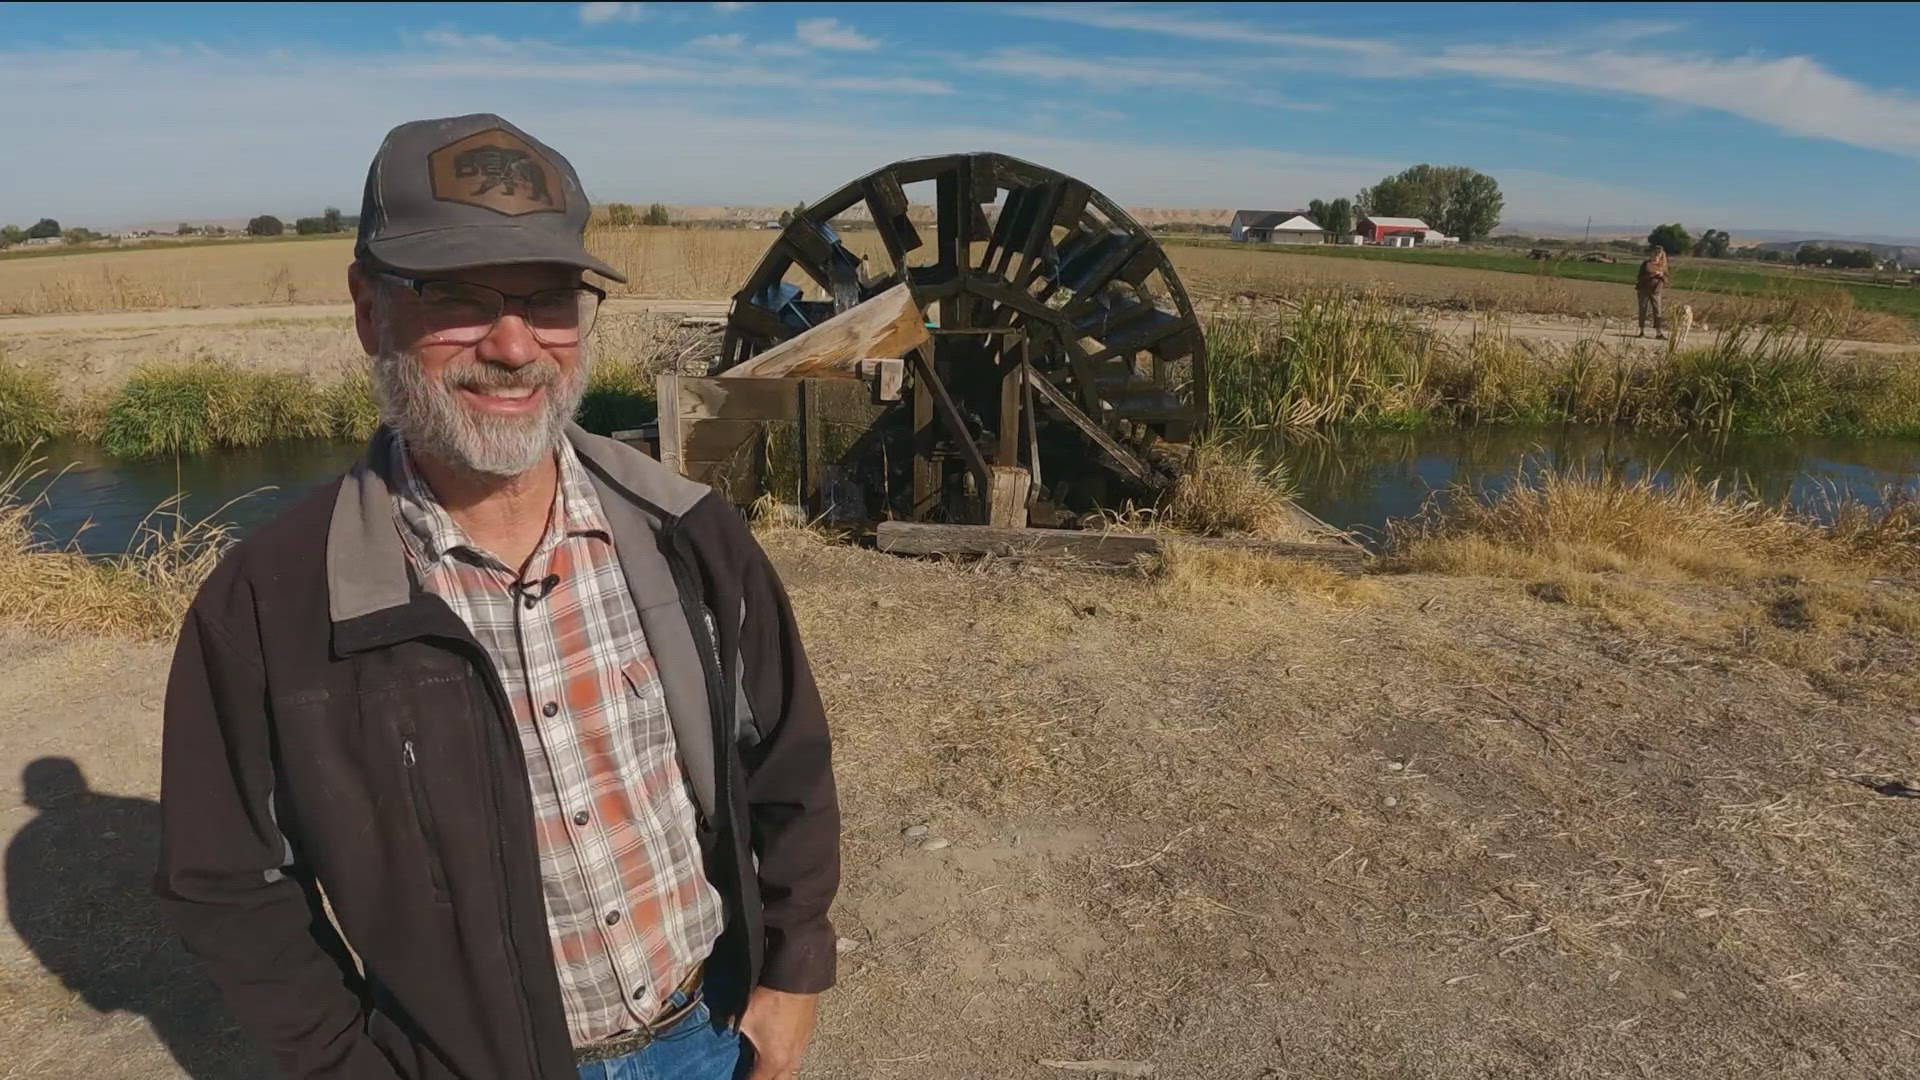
[156,114,839,1080]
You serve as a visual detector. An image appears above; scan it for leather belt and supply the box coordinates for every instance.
[572,963,707,1065]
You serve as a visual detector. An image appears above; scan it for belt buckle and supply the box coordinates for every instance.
[575,1028,653,1066]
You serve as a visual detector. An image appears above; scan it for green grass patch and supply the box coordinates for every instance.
[98,360,373,457]
[0,358,67,445]
[1171,237,1920,321]
[575,358,658,436]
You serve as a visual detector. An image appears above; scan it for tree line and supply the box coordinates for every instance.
[1300,164,1505,242]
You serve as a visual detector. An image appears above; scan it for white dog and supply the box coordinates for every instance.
[1675,304,1694,347]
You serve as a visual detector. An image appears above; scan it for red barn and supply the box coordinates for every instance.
[1358,216,1432,247]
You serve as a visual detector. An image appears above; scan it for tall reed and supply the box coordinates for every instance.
[1207,298,1920,436]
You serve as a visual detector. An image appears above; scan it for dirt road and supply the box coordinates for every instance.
[3,535,1915,1078]
[4,300,1908,371]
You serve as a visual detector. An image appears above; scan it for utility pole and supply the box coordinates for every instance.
[1584,216,1591,245]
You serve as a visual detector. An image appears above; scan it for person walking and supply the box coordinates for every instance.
[156,113,840,1080]
[1637,245,1670,339]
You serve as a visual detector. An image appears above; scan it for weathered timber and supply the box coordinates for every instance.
[723,283,927,379]
[985,466,1031,529]
[1024,363,1155,488]
[874,522,1370,568]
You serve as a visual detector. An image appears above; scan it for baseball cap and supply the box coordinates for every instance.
[355,113,626,283]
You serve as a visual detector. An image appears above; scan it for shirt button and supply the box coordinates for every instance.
[572,809,590,827]
[605,910,621,926]
[542,702,559,717]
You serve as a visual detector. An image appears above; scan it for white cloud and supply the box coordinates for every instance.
[688,33,744,51]
[966,47,1321,108]
[579,2,646,26]
[795,17,879,51]
[1008,4,1920,160]
[418,29,525,53]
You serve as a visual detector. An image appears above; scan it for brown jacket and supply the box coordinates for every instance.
[156,426,839,1079]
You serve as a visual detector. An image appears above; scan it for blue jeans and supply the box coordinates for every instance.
[575,986,744,1080]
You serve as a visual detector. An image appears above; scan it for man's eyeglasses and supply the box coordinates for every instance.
[378,271,605,346]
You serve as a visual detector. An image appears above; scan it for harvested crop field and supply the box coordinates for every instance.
[3,518,1917,1077]
[9,229,1910,343]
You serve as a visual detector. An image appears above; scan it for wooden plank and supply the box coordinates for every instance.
[985,466,1030,529]
[679,377,802,422]
[875,522,1369,568]
[654,373,684,473]
[997,338,1023,466]
[909,344,991,514]
[912,355,938,520]
[681,418,772,464]
[722,283,929,379]
[800,381,824,516]
[1024,363,1155,488]
[1022,363,1042,500]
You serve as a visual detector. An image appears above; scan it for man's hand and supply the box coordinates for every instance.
[738,986,818,1080]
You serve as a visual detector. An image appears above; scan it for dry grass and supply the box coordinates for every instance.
[0,454,233,639]
[1148,541,1380,604]
[1390,466,1920,695]
[1158,440,1303,537]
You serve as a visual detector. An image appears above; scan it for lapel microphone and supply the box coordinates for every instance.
[512,573,561,610]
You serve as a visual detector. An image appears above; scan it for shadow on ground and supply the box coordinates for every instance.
[6,757,266,1079]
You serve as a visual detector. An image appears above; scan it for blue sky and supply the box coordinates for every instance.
[3,2,1916,238]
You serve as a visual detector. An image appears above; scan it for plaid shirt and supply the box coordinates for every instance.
[391,438,725,1046]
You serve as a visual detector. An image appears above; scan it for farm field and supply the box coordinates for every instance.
[4,228,1912,344]
[1166,237,1920,322]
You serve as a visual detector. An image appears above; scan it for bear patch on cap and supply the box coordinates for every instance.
[428,128,567,217]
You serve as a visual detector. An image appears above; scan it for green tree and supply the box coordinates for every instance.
[246,215,284,237]
[1794,243,1824,266]
[1691,228,1731,258]
[322,206,343,233]
[643,202,671,226]
[1,225,24,244]
[25,218,61,240]
[177,222,198,236]
[1646,223,1691,255]
[294,217,328,235]
[1356,165,1503,240]
[1307,197,1354,237]
[61,227,100,245]
[604,203,636,228]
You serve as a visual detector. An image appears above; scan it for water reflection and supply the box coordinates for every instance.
[14,439,364,556]
[10,427,1919,557]
[1238,426,1920,542]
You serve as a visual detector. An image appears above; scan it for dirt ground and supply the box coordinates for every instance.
[3,533,1916,1078]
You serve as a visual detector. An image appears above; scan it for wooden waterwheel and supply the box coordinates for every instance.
[719,152,1209,524]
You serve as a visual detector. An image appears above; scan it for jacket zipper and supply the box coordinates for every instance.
[400,737,452,901]
[435,633,550,1079]
[659,521,732,833]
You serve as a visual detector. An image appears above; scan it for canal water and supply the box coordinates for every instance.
[7,427,1919,555]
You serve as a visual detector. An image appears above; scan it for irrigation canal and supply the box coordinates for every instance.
[10,427,1919,556]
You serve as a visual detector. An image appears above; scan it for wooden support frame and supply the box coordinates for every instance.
[908,343,992,520]
[1023,363,1156,488]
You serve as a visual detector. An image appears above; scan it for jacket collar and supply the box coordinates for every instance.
[326,422,712,652]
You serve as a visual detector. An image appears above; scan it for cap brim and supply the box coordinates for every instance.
[363,223,627,284]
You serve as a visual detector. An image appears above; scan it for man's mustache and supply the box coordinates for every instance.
[439,359,562,392]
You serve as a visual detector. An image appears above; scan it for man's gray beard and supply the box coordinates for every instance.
[371,345,591,480]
